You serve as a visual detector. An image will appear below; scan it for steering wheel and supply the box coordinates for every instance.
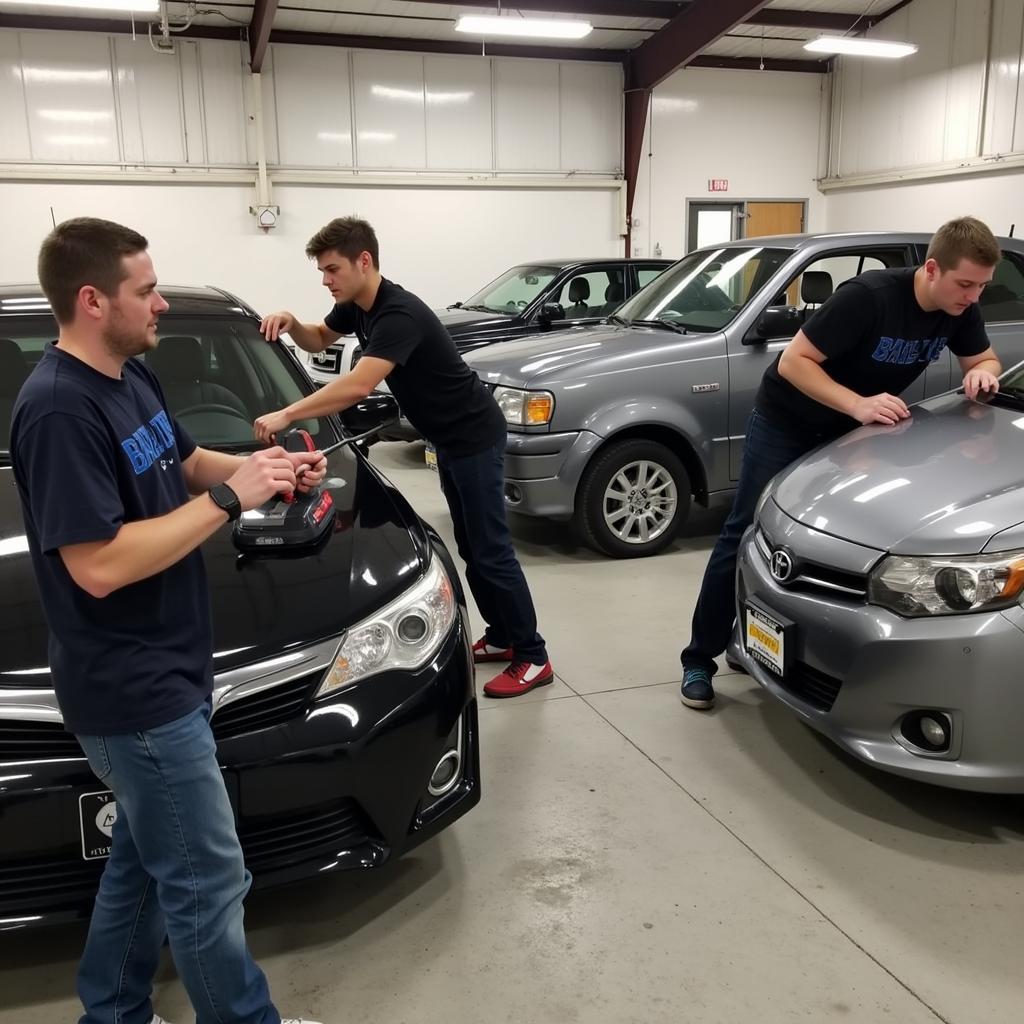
[175,403,250,423]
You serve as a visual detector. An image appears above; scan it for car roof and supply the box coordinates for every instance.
[516,258,672,268]
[709,230,1022,250]
[0,284,258,318]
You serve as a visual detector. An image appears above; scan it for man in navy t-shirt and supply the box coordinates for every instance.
[11,218,325,1024]
[678,216,1004,712]
[253,217,554,699]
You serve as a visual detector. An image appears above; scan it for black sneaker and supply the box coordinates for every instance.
[680,667,715,710]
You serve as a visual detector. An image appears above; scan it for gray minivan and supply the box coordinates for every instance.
[465,232,1024,557]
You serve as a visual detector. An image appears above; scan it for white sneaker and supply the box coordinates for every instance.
[151,1017,174,1024]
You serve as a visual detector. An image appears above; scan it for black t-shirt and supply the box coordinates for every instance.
[324,278,506,457]
[756,268,990,438]
[11,345,213,736]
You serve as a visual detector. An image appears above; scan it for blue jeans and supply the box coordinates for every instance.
[75,702,279,1024]
[681,409,820,676]
[436,437,547,664]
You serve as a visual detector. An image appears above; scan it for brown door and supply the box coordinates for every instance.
[745,201,805,239]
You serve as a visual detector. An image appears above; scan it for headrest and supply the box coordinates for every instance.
[568,278,591,302]
[147,337,204,382]
[801,271,833,305]
[604,281,625,304]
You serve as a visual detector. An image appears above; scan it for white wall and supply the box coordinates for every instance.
[629,66,827,259]
[0,181,624,314]
[0,28,625,312]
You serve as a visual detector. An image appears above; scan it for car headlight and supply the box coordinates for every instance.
[493,385,554,426]
[316,556,456,697]
[868,550,1024,617]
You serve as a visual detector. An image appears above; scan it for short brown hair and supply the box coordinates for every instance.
[305,217,380,268]
[926,216,1001,271]
[38,217,148,325]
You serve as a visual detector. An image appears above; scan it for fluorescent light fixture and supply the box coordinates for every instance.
[2,0,158,9]
[455,15,592,40]
[804,35,918,58]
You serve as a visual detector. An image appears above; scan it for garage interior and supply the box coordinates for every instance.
[2,2,1024,1023]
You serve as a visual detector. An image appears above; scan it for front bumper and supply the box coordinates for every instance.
[734,524,1024,793]
[0,616,479,929]
[502,429,602,521]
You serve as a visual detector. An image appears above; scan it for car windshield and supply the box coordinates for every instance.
[615,246,792,332]
[460,264,561,315]
[0,314,333,459]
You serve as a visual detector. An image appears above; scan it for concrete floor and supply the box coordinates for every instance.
[2,441,1023,1024]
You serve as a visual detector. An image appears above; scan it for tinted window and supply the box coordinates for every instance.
[552,268,625,319]
[0,315,328,454]
[979,252,1024,323]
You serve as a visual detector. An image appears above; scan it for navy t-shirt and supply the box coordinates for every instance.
[11,344,213,736]
[756,268,991,438]
[324,278,506,457]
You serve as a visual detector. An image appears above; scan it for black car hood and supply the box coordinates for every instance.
[0,448,427,681]
[435,307,514,332]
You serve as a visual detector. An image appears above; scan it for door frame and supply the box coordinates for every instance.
[685,197,808,253]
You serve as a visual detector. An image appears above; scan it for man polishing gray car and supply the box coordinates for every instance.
[679,216,1003,711]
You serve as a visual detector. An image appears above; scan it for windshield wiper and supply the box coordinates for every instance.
[987,388,1024,411]
[462,304,503,314]
[631,318,688,335]
[607,314,629,327]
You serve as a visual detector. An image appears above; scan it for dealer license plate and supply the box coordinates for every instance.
[744,601,790,676]
[425,444,438,472]
[79,790,117,861]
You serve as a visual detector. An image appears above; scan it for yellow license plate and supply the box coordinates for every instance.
[425,446,438,471]
[744,602,787,676]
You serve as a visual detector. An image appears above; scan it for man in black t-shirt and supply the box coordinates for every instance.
[679,217,1003,711]
[12,218,325,1024]
[255,217,553,698]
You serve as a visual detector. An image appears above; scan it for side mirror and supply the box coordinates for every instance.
[745,305,802,345]
[340,392,399,437]
[538,302,566,324]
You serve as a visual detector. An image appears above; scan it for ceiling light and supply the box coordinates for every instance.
[1,0,158,10]
[804,35,918,58]
[455,15,592,40]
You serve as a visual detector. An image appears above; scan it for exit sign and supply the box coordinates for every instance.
[708,179,729,192]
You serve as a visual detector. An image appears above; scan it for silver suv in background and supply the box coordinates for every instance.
[465,232,1024,558]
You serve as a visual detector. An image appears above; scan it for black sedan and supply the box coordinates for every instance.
[0,285,480,929]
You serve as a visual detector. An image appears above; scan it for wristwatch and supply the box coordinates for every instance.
[208,483,242,522]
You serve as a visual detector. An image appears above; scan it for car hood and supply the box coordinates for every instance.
[465,322,647,385]
[435,307,512,331]
[0,448,427,681]
[771,393,1024,556]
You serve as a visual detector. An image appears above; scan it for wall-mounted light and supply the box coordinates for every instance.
[455,15,592,40]
[804,36,918,59]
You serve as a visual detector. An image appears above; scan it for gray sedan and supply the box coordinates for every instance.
[732,371,1024,792]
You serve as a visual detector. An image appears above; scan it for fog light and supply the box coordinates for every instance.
[504,483,522,504]
[899,711,952,753]
[428,749,462,797]
[397,612,428,644]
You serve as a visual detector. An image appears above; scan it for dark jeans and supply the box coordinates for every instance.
[75,702,279,1024]
[681,409,819,676]
[436,437,547,665]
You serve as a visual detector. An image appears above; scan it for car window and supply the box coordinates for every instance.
[616,246,791,332]
[0,315,329,455]
[771,249,909,309]
[979,252,1024,323]
[461,265,560,314]
[636,266,667,290]
[552,268,625,319]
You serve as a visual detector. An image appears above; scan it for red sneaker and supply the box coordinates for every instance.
[483,660,554,698]
[472,636,514,664]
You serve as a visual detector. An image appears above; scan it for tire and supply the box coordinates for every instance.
[573,438,691,558]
